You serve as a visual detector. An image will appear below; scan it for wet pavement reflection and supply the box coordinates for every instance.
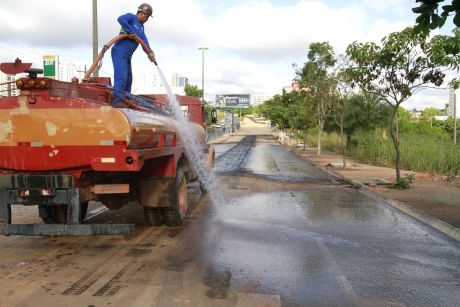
[182,136,460,306]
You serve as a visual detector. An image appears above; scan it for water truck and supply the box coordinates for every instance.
[0,35,215,235]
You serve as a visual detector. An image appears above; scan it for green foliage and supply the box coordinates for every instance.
[300,129,342,151]
[346,27,460,107]
[258,94,291,129]
[203,104,214,125]
[348,130,460,176]
[342,93,392,136]
[412,0,460,32]
[258,91,317,131]
[421,107,444,118]
[184,84,203,98]
[240,106,253,116]
[345,26,460,180]
[393,174,416,189]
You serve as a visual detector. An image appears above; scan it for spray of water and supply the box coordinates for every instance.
[155,66,217,200]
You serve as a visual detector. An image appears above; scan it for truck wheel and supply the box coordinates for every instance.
[143,207,163,226]
[162,168,188,226]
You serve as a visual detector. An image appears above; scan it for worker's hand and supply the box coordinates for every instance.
[148,51,156,63]
[128,33,136,40]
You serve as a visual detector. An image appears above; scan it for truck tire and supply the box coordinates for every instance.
[143,207,163,226]
[162,168,188,226]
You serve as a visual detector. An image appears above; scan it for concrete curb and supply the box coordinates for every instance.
[288,146,460,242]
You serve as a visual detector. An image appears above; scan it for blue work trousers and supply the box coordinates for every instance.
[111,46,132,103]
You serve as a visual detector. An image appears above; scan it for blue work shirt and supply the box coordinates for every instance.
[113,13,151,56]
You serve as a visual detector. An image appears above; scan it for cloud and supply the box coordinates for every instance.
[1,0,447,109]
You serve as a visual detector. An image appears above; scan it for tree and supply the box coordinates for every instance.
[412,0,460,32]
[331,81,350,168]
[258,94,291,130]
[184,84,203,98]
[346,27,460,181]
[296,42,337,156]
[421,107,444,119]
[342,93,392,147]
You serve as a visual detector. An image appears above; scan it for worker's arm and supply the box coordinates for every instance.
[117,13,136,34]
[117,13,151,51]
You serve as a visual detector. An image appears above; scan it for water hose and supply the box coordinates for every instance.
[83,34,156,82]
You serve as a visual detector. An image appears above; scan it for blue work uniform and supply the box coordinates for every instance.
[111,13,151,100]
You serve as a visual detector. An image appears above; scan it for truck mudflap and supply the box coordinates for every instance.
[0,174,135,236]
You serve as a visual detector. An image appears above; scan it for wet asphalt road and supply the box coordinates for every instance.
[0,132,459,306]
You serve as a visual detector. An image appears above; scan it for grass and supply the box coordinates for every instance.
[301,129,460,177]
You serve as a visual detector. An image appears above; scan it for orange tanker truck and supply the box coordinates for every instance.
[0,46,214,235]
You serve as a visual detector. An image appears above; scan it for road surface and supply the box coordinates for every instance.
[0,121,459,306]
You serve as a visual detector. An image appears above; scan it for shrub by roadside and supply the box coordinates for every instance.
[293,129,459,178]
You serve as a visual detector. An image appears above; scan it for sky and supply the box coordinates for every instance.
[0,0,457,110]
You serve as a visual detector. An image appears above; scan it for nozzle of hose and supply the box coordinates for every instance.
[153,60,158,66]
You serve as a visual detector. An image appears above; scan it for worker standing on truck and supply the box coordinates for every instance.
[112,3,156,103]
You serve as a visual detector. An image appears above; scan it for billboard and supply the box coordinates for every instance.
[215,94,250,109]
[43,55,58,79]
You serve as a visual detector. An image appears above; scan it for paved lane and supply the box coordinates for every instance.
[0,128,458,306]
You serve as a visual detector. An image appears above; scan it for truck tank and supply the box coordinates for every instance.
[0,77,206,173]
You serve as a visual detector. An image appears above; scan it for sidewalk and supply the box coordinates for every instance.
[291,146,460,241]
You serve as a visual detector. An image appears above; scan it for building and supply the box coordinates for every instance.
[251,95,272,105]
[43,55,86,82]
[171,73,188,88]
[133,72,188,96]
[283,81,300,93]
[0,72,19,97]
[58,58,78,82]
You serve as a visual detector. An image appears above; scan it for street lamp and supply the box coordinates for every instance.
[92,0,99,77]
[198,47,208,104]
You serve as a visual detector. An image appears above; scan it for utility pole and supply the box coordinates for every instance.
[198,47,208,104]
[92,0,99,77]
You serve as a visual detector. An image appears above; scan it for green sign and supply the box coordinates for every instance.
[43,55,57,79]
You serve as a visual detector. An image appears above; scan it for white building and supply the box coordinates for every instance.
[251,95,272,105]
[133,72,187,96]
[58,58,87,82]
[171,73,188,88]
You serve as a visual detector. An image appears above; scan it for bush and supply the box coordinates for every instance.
[350,130,460,176]
[303,128,460,177]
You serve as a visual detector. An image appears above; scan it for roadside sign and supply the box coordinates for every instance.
[215,94,250,109]
[43,55,58,79]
